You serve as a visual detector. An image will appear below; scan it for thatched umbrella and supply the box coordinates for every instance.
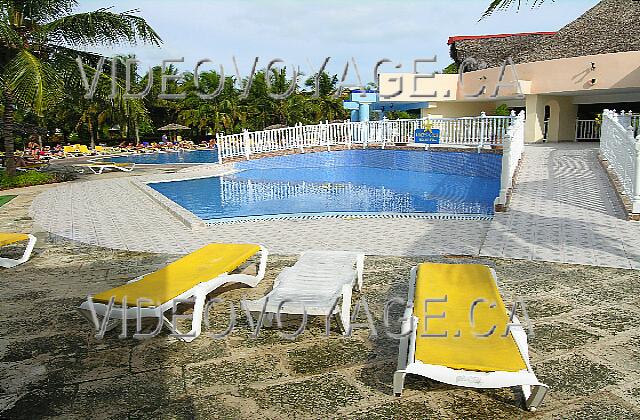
[158,123,190,142]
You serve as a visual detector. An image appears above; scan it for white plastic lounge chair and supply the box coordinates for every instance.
[242,250,364,334]
[394,263,548,411]
[0,233,37,268]
[75,162,135,174]
[78,243,268,342]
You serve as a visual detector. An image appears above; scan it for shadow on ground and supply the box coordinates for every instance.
[1,238,639,419]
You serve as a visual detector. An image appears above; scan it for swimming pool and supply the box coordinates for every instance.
[107,149,218,164]
[149,150,501,222]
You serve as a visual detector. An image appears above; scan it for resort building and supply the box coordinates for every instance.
[379,0,640,143]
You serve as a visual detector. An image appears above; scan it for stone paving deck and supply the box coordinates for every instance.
[1,241,639,419]
[480,143,640,269]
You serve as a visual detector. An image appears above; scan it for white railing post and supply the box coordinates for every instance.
[326,120,331,151]
[633,136,640,214]
[478,111,487,152]
[297,123,304,153]
[243,129,251,159]
[216,133,223,163]
[496,127,513,209]
[494,110,525,211]
[382,117,388,149]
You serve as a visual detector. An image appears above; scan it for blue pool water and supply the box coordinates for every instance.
[150,150,501,221]
[107,149,218,164]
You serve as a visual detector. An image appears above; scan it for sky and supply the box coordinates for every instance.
[76,0,600,84]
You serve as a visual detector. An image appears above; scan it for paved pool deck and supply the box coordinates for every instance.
[1,243,639,419]
[11,142,639,270]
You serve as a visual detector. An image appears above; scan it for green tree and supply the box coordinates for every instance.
[442,63,459,74]
[0,0,161,176]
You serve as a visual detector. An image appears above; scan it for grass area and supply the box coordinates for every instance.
[0,170,71,191]
[0,195,17,207]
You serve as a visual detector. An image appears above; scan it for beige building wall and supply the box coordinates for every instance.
[421,101,499,118]
[379,50,640,143]
[525,95,545,143]
[523,95,578,143]
[379,50,640,101]
[546,96,578,142]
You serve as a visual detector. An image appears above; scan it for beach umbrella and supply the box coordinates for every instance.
[158,123,190,142]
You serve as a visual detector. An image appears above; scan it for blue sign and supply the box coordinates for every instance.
[414,128,441,144]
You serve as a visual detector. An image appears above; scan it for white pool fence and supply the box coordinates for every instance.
[216,112,515,162]
[600,109,640,214]
[216,111,526,211]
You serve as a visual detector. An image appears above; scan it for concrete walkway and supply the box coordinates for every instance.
[480,143,640,269]
[17,143,640,269]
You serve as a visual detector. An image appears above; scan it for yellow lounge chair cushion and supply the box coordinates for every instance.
[0,233,29,247]
[93,243,261,307]
[413,263,527,373]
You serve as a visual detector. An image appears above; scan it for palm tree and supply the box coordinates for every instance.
[1,0,161,176]
[483,0,548,18]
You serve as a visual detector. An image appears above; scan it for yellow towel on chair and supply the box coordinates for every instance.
[413,263,527,372]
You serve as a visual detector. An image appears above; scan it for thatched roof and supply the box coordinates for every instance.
[158,123,190,131]
[450,0,640,69]
[449,32,555,70]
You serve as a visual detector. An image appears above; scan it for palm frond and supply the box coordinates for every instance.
[5,49,64,115]
[481,0,549,19]
[41,7,162,48]
[0,10,21,48]
[0,0,76,24]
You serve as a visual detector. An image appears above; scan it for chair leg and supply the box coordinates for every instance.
[340,285,352,336]
[165,294,206,343]
[184,294,206,342]
[393,370,406,396]
[332,312,345,335]
[0,235,36,268]
[524,384,549,412]
[77,307,120,334]
[263,312,274,327]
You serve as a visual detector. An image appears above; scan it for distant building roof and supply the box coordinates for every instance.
[449,0,640,70]
[447,32,556,45]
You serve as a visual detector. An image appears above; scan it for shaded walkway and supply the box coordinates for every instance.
[481,143,640,269]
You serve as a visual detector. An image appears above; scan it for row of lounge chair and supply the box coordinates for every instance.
[1,236,548,411]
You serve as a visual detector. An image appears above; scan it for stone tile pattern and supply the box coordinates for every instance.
[19,142,640,268]
[481,143,640,269]
[1,244,639,419]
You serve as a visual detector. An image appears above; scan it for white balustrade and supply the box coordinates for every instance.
[600,109,640,214]
[494,110,526,209]
[575,119,601,141]
[216,113,514,161]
